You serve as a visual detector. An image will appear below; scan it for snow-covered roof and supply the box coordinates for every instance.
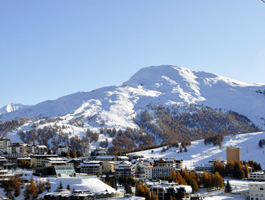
[37,145,47,148]
[95,156,115,159]
[177,185,192,193]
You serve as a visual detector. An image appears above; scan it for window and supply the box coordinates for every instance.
[260,188,263,190]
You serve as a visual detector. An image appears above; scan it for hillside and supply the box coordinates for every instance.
[0,65,265,151]
[129,131,265,170]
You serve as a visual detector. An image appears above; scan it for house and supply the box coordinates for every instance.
[79,161,102,176]
[58,145,71,156]
[30,154,58,168]
[195,164,213,172]
[135,160,153,179]
[147,158,183,179]
[35,157,75,177]
[7,143,28,154]
[115,161,136,178]
[150,182,192,200]
[28,144,48,155]
[67,158,82,171]
[102,161,115,173]
[248,171,265,181]
[35,145,48,155]
[249,182,265,200]
[0,138,11,152]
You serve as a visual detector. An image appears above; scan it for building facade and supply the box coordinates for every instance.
[249,182,265,200]
[150,182,192,200]
[248,172,265,181]
[226,146,241,163]
[115,161,136,178]
[79,161,102,176]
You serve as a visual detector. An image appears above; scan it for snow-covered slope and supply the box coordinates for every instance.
[0,103,31,116]
[130,131,265,169]
[1,65,265,130]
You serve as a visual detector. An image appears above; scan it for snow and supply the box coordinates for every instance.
[0,65,264,127]
[0,171,121,200]
[129,131,265,169]
[1,65,265,148]
[0,103,31,115]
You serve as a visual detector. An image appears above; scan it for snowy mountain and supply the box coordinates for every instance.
[1,65,265,151]
[0,103,31,116]
[1,65,265,126]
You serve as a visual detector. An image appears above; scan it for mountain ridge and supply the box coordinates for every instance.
[1,65,265,129]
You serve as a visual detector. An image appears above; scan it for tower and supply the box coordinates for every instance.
[226,146,241,163]
[85,137,91,160]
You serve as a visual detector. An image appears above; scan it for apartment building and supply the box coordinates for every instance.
[7,143,28,154]
[226,146,241,163]
[147,158,183,179]
[249,182,265,200]
[79,161,102,176]
[115,161,136,178]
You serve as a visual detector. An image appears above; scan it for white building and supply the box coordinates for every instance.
[248,171,265,181]
[58,145,71,156]
[149,158,183,179]
[115,161,136,178]
[249,182,265,200]
[7,143,28,154]
[0,138,11,151]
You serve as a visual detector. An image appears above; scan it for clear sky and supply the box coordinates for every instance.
[1,0,265,107]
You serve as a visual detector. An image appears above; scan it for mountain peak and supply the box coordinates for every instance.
[1,65,265,129]
[0,103,30,115]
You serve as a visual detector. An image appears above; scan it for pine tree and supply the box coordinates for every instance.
[151,193,159,200]
[259,140,263,148]
[58,181,63,189]
[189,178,199,193]
[225,180,232,193]
[24,176,39,200]
[13,178,21,197]
[67,184,71,190]
[73,149,77,158]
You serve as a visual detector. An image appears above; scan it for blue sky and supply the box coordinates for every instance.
[1,0,265,107]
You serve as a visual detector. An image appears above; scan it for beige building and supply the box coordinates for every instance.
[226,146,241,163]
[102,161,115,173]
